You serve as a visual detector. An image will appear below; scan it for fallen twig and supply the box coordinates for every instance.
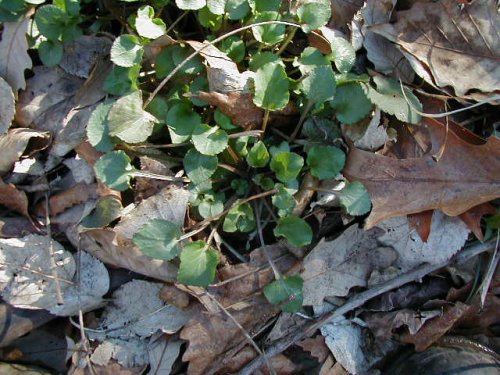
[239,240,495,375]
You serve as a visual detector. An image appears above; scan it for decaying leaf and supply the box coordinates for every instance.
[458,202,496,241]
[0,17,32,93]
[0,77,15,135]
[0,129,51,175]
[147,338,183,375]
[90,338,148,368]
[371,0,500,97]
[298,336,330,362]
[34,183,98,218]
[301,225,397,305]
[59,35,112,78]
[344,119,500,228]
[0,178,30,218]
[0,234,75,310]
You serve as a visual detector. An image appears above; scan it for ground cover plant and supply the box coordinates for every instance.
[0,0,499,373]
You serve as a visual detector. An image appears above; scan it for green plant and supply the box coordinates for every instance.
[13,0,426,312]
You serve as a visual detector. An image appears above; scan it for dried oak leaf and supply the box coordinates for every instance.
[0,177,30,218]
[34,183,97,217]
[298,336,330,363]
[343,120,500,228]
[370,0,500,98]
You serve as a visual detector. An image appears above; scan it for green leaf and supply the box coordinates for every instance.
[103,64,140,96]
[297,0,331,33]
[248,0,281,12]
[54,0,80,15]
[249,51,281,71]
[176,0,206,10]
[166,102,202,142]
[253,62,289,110]
[225,0,250,20]
[108,91,158,143]
[307,145,345,180]
[198,6,223,30]
[365,76,422,124]
[302,117,342,144]
[219,36,245,63]
[145,96,169,123]
[133,219,182,260]
[35,5,67,40]
[38,40,63,67]
[246,140,269,168]
[269,141,290,156]
[299,65,336,104]
[223,202,255,233]
[296,47,330,67]
[231,179,250,196]
[253,174,274,191]
[214,109,237,130]
[274,216,312,247]
[272,184,296,217]
[80,196,123,229]
[339,181,372,216]
[335,72,371,86]
[252,11,285,45]
[207,0,226,14]
[184,149,218,184]
[178,241,219,287]
[485,215,500,230]
[270,151,304,183]
[110,34,143,68]
[94,151,134,191]
[263,275,303,313]
[330,82,372,124]
[135,5,166,39]
[329,37,355,73]
[190,76,209,106]
[197,192,225,219]
[87,101,115,152]
[156,45,204,78]
[192,124,229,156]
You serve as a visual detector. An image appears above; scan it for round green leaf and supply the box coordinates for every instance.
[296,47,330,67]
[198,192,225,219]
[263,275,303,313]
[272,184,296,217]
[297,0,331,33]
[198,6,223,30]
[35,5,67,40]
[329,37,356,73]
[248,0,281,12]
[87,101,115,152]
[110,34,144,68]
[339,181,372,216]
[365,76,422,124]
[249,51,281,71]
[270,151,304,183]
[94,151,134,191]
[166,102,202,142]
[246,140,269,168]
[225,0,250,20]
[253,62,289,110]
[184,149,218,184]
[330,83,372,124]
[38,40,63,67]
[103,64,140,96]
[307,145,345,180]
[274,216,312,247]
[207,0,226,14]
[223,202,255,233]
[192,124,229,156]
[133,219,182,260]
[135,5,166,39]
[178,241,220,287]
[299,65,336,104]
[80,196,123,229]
[252,11,285,45]
[176,0,206,10]
[219,36,245,63]
[108,91,158,143]
[145,96,169,123]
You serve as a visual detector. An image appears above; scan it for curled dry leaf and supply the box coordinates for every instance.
[343,119,500,228]
[0,129,51,175]
[34,183,98,217]
[0,17,32,94]
[370,0,500,98]
[298,336,330,362]
[0,177,30,218]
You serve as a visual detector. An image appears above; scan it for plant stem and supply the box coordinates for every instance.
[144,20,301,108]
[261,108,270,135]
[277,27,297,56]
[290,99,314,141]
[130,170,189,182]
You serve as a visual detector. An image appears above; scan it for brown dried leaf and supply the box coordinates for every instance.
[343,120,500,228]
[0,17,32,94]
[371,0,500,97]
[298,336,330,362]
[458,202,496,241]
[400,302,471,351]
[407,210,433,242]
[0,178,29,218]
[0,129,51,175]
[328,0,364,34]
[34,183,97,217]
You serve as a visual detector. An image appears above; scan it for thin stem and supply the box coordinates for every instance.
[253,201,280,280]
[277,27,297,55]
[131,170,189,182]
[290,99,314,141]
[144,21,301,108]
[261,108,271,135]
[165,10,189,35]
[45,192,64,305]
[218,163,248,178]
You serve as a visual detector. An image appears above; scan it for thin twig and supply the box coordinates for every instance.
[253,201,280,279]
[479,231,499,308]
[45,192,64,305]
[239,240,496,375]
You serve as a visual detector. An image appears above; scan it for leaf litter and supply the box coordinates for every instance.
[0,1,499,374]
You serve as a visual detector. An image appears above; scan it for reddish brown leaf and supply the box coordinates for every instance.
[34,183,97,217]
[407,210,433,242]
[298,336,330,362]
[458,202,496,241]
[343,119,500,228]
[0,217,37,238]
[0,178,29,218]
[400,302,471,351]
